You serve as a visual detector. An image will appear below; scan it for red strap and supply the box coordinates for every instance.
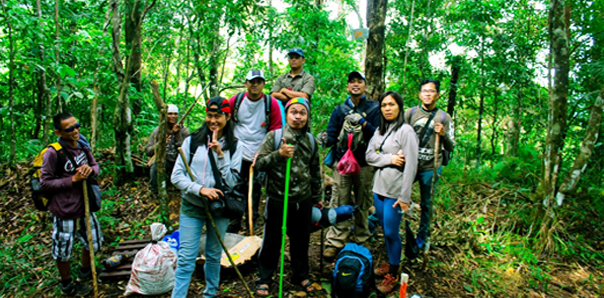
[348,133,353,148]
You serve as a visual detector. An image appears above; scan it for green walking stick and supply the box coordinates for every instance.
[279,145,293,298]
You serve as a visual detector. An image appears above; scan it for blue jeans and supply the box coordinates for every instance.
[171,214,229,298]
[416,167,442,240]
[374,194,403,266]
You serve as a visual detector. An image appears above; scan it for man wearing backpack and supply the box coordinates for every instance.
[322,71,381,259]
[145,104,190,196]
[403,78,455,250]
[270,48,316,104]
[40,112,103,296]
[229,70,283,232]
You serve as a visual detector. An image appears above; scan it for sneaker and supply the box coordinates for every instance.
[323,247,339,259]
[60,280,92,297]
[374,263,390,277]
[376,273,399,294]
[77,267,92,282]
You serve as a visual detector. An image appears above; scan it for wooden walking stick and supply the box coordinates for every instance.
[248,165,254,236]
[423,135,441,270]
[82,180,99,298]
[177,148,254,298]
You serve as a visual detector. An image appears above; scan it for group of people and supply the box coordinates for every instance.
[39,47,454,297]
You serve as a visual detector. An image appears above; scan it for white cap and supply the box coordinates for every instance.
[246,70,265,81]
[167,104,179,114]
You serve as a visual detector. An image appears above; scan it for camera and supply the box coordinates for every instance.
[207,197,225,214]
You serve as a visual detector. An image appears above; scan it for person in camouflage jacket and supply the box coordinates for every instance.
[254,97,323,295]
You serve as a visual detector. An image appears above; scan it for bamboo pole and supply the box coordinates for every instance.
[82,180,98,298]
[177,148,254,298]
[248,166,254,236]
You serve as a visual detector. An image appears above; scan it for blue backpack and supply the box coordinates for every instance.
[332,243,374,298]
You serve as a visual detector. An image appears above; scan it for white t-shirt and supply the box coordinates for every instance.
[233,96,269,161]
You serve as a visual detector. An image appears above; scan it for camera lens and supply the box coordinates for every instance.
[209,199,224,213]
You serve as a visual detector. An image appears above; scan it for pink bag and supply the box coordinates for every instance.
[337,133,361,176]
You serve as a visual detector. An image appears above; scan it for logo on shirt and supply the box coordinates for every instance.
[64,152,89,172]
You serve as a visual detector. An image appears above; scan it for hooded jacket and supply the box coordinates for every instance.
[255,124,322,204]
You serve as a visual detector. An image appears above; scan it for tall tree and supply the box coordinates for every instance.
[54,0,62,113]
[125,0,144,116]
[537,0,570,255]
[1,0,16,166]
[365,0,388,101]
[36,0,52,144]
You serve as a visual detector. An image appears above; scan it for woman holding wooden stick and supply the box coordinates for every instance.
[170,97,243,298]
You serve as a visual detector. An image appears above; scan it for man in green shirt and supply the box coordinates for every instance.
[271,48,316,104]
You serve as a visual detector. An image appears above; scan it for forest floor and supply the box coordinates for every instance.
[1,155,603,298]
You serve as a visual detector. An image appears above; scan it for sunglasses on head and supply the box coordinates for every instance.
[63,122,81,132]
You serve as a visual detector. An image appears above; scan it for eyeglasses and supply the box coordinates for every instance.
[420,89,437,95]
[63,122,81,132]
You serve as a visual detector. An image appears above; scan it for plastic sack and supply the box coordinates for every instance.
[124,223,177,296]
[337,133,361,176]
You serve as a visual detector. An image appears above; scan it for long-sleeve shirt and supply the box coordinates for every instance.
[40,143,100,219]
[144,126,190,163]
[366,123,418,203]
[229,92,283,162]
[255,125,322,204]
[171,135,243,219]
[325,95,380,167]
[404,106,455,171]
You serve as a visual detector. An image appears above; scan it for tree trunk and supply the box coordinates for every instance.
[91,61,100,154]
[490,90,498,156]
[35,0,52,144]
[505,90,522,157]
[476,87,484,167]
[151,81,170,225]
[209,28,220,97]
[400,0,415,100]
[537,0,570,256]
[556,87,604,204]
[542,0,570,204]
[364,0,388,101]
[125,0,143,117]
[33,75,41,139]
[447,57,461,116]
[54,0,62,113]
[2,0,16,166]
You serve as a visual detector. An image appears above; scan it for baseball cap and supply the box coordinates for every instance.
[246,70,265,81]
[167,104,179,113]
[348,71,366,82]
[288,48,304,58]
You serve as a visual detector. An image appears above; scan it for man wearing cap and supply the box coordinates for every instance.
[321,71,380,258]
[229,70,283,232]
[145,104,190,196]
[271,48,316,104]
[255,97,322,295]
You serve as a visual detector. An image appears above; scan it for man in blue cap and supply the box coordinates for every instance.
[271,48,316,104]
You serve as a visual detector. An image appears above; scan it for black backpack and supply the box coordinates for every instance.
[332,243,374,298]
[232,92,272,130]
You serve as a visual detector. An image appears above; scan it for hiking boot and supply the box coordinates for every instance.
[376,273,399,294]
[323,246,339,259]
[60,280,92,297]
[374,263,390,277]
[76,267,92,282]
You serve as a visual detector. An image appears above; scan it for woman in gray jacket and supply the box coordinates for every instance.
[365,91,418,294]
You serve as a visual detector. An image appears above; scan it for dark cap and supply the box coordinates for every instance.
[206,96,231,115]
[288,48,305,58]
[348,71,366,82]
